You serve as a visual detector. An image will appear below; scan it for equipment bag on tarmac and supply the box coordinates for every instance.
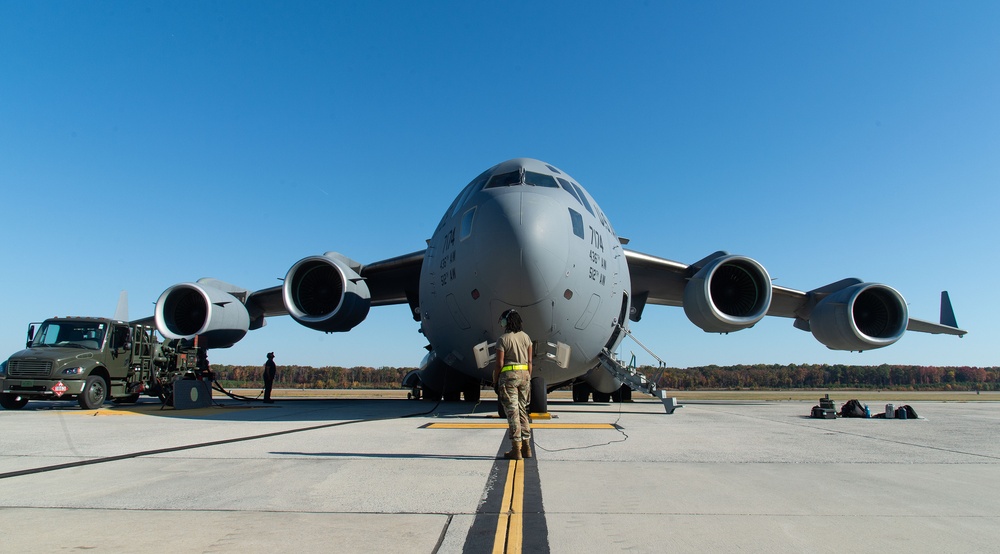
[839,399,866,418]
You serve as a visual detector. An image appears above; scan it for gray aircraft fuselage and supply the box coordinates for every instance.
[419,158,629,388]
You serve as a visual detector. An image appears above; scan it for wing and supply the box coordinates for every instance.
[244,249,425,322]
[150,250,425,348]
[624,248,965,351]
[623,249,689,310]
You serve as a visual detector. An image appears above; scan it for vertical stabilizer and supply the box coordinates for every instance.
[114,290,128,322]
[939,291,958,328]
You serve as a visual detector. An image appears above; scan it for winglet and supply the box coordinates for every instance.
[113,290,128,322]
[940,291,959,329]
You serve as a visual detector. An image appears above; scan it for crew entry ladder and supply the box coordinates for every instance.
[598,325,682,414]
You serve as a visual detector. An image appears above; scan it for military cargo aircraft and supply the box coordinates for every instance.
[152,158,965,411]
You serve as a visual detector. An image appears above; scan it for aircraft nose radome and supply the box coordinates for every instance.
[476,191,570,306]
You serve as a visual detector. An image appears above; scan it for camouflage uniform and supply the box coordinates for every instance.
[497,330,532,442]
[498,367,530,442]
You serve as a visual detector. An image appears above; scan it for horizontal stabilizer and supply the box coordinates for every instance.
[906,291,966,337]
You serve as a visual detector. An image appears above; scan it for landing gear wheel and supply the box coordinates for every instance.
[443,391,461,402]
[78,375,108,410]
[423,389,442,402]
[611,385,632,403]
[572,382,591,403]
[463,387,481,403]
[529,377,547,414]
[0,393,28,410]
[592,391,612,403]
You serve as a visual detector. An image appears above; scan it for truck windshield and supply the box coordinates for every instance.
[30,321,106,350]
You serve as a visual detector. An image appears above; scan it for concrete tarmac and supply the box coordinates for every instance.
[1,393,998,553]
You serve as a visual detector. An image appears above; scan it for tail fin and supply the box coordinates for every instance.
[113,290,128,322]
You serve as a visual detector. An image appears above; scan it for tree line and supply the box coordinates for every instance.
[211,364,412,390]
[210,363,1000,391]
[650,364,999,391]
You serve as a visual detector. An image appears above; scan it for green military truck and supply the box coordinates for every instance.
[0,317,203,410]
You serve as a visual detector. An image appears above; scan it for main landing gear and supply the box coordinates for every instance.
[572,382,633,403]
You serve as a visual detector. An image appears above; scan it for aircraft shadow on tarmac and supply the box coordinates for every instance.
[15,395,782,421]
[59,398,507,423]
[9,397,781,422]
[16,398,663,421]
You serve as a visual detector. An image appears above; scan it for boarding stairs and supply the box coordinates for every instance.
[598,324,681,414]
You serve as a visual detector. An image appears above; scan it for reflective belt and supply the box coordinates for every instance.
[501,364,529,372]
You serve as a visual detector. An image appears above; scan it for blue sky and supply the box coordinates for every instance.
[1,1,996,369]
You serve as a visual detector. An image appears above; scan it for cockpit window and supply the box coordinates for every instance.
[485,170,522,189]
[570,181,595,216]
[557,178,582,203]
[568,208,584,239]
[525,171,558,188]
[460,207,476,240]
[450,170,491,217]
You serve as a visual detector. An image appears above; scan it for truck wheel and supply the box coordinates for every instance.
[0,393,28,410]
[78,376,108,410]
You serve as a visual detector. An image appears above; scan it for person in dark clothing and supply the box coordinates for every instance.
[263,352,276,403]
[196,349,213,382]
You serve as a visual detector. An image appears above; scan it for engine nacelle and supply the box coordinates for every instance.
[810,283,908,351]
[584,365,624,394]
[683,255,772,333]
[283,252,371,332]
[155,279,250,349]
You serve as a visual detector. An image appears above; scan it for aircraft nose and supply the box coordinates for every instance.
[474,191,570,306]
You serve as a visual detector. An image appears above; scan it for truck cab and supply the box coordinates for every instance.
[2,317,150,410]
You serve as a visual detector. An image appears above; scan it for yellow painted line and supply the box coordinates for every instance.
[492,459,524,554]
[492,461,516,553]
[425,422,616,429]
[50,406,255,417]
[72,409,141,417]
[510,460,524,554]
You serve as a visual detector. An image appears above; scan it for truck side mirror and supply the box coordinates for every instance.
[26,324,35,348]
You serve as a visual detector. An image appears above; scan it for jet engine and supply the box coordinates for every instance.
[683,254,772,333]
[155,279,250,348]
[809,283,908,351]
[283,252,371,332]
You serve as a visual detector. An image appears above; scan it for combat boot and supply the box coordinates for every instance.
[521,439,532,458]
[504,440,523,460]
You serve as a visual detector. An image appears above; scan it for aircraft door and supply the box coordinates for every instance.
[603,292,629,352]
